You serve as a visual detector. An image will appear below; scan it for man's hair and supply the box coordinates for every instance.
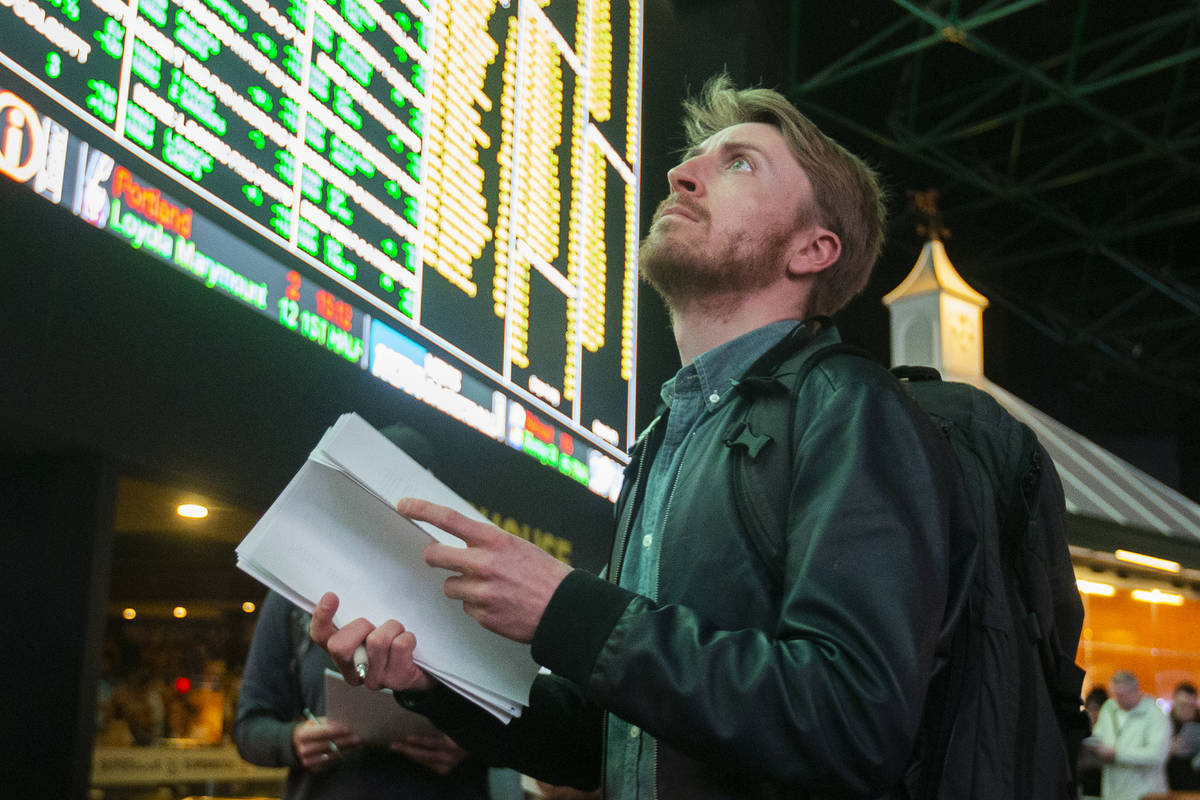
[679,74,887,317]
[1111,670,1139,688]
[1177,682,1198,696]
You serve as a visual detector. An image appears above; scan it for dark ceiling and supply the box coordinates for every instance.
[640,0,1200,498]
[788,0,1200,390]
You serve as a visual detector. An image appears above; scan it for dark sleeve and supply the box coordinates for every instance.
[233,590,302,768]
[532,370,954,796]
[403,618,607,791]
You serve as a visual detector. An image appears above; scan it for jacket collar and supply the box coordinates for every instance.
[663,319,807,413]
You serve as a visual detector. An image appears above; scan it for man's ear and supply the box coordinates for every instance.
[786,227,841,276]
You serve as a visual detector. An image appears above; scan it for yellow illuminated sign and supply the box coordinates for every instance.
[421,0,498,299]
[0,0,642,495]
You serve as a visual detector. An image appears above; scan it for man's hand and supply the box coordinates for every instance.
[309,592,434,692]
[1087,741,1116,763]
[401,497,572,644]
[389,733,470,775]
[291,716,359,772]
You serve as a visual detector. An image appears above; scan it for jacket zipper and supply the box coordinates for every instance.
[652,740,659,800]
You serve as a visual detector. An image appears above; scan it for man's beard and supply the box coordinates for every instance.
[638,219,792,315]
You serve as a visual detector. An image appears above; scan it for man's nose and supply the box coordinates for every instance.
[667,158,702,195]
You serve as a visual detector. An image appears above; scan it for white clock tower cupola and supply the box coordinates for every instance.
[882,191,989,379]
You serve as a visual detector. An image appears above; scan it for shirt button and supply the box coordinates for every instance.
[708,392,720,403]
[629,726,640,739]
[642,534,653,548]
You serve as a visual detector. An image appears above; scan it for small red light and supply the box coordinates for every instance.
[174,676,191,694]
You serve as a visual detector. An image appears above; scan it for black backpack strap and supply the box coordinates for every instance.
[1010,442,1089,792]
[723,323,877,587]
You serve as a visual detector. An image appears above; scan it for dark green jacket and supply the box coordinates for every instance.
[417,327,959,799]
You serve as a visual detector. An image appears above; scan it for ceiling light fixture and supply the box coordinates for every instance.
[1076,580,1115,596]
[177,503,209,519]
[1114,550,1180,573]
[1131,589,1184,606]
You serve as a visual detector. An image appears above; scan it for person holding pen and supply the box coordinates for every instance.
[233,589,491,799]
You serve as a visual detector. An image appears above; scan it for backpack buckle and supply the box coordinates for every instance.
[724,421,774,461]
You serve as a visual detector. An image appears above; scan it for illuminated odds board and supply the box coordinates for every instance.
[0,0,643,500]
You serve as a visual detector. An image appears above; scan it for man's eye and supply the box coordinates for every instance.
[728,157,752,171]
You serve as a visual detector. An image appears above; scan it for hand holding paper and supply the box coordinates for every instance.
[404,497,572,644]
[312,593,434,694]
[312,493,573,692]
[235,413,543,722]
[389,734,472,776]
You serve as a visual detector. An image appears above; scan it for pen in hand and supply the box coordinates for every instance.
[312,596,369,681]
[353,644,369,680]
[302,707,339,755]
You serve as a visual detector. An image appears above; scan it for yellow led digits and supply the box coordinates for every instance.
[420,0,498,298]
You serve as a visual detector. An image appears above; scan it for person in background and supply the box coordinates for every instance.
[99,662,166,746]
[310,74,962,798]
[1085,686,1109,728]
[1168,681,1200,790]
[233,589,492,800]
[1078,685,1111,799]
[1085,670,1171,800]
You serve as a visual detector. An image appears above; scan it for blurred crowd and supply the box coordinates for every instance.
[94,614,251,747]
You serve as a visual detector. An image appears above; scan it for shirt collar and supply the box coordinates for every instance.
[661,320,803,411]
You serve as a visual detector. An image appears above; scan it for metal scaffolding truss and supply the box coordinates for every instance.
[784,0,1200,396]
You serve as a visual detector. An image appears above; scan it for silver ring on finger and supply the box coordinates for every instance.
[320,752,330,761]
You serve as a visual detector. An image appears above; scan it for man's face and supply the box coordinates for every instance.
[638,122,818,309]
[1174,690,1198,722]
[1111,680,1142,711]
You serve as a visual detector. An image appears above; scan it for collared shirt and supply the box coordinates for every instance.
[605,319,802,800]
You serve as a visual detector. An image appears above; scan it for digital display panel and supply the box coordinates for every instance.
[0,0,642,501]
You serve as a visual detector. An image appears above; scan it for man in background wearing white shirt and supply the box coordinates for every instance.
[1086,670,1171,800]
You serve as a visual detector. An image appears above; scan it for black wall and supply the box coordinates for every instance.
[0,453,114,798]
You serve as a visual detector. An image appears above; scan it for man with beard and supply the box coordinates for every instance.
[311,75,958,799]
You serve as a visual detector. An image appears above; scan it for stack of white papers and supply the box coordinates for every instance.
[236,412,539,722]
